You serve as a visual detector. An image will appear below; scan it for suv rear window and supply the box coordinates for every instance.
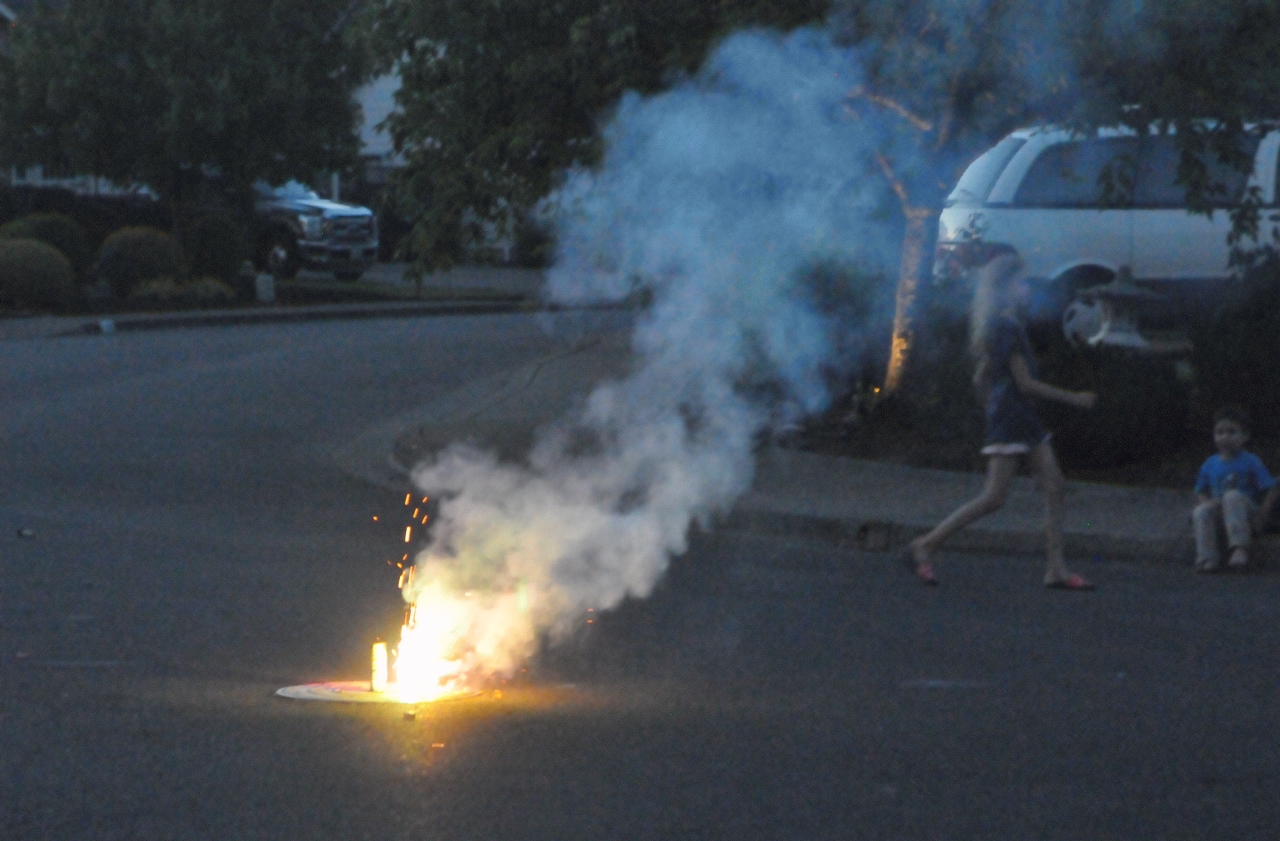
[945,136,1025,207]
[1135,134,1260,208]
[1014,138,1139,208]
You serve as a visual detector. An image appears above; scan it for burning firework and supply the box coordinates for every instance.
[283,28,888,704]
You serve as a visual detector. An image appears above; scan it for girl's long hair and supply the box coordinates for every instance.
[968,251,1024,360]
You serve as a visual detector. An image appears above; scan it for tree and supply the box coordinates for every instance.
[1066,0,1280,257]
[829,0,1280,391]
[358,0,827,270]
[831,1,1064,390]
[0,0,369,226]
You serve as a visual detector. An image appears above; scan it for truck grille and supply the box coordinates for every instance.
[327,217,374,242]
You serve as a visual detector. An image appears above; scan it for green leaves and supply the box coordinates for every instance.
[0,0,368,216]
[359,0,827,269]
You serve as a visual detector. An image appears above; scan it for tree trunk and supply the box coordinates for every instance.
[883,207,933,392]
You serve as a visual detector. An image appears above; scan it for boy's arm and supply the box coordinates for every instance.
[1194,458,1214,503]
[1247,455,1278,525]
[1010,354,1097,409]
[1260,486,1279,528]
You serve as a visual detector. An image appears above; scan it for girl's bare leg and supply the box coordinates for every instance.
[1027,441,1074,583]
[910,455,1019,563]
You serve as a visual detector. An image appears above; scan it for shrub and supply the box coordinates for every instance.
[0,182,15,227]
[1190,259,1280,441]
[0,239,79,311]
[1037,347,1190,469]
[894,277,987,452]
[127,276,237,310]
[899,274,1191,470]
[0,213,93,278]
[184,213,246,282]
[92,226,186,298]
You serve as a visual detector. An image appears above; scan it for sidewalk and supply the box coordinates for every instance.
[333,327,1234,568]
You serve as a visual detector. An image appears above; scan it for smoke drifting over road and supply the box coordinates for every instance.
[405,27,893,677]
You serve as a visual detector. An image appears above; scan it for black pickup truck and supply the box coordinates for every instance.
[253,181,378,281]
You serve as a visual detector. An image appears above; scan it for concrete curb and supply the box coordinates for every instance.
[0,296,634,341]
[64,298,632,337]
[718,508,1198,565]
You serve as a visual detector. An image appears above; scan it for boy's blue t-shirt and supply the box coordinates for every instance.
[1194,451,1276,503]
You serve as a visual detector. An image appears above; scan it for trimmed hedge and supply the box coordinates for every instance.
[0,239,79,311]
[0,213,93,279]
[92,226,186,298]
[184,213,246,283]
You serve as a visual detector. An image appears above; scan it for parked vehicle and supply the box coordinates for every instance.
[934,126,1280,349]
[253,181,378,281]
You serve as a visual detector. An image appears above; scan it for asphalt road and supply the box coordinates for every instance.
[2,314,1279,840]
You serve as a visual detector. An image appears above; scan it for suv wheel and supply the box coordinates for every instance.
[1029,267,1113,346]
[1061,297,1109,348]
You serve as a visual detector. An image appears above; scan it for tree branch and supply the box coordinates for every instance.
[874,151,912,211]
[845,85,934,133]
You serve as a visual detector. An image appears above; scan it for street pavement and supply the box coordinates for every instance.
[2,304,1278,839]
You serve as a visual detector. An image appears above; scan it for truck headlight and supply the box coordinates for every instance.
[299,214,323,240]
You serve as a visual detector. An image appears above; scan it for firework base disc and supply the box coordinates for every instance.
[275,681,478,704]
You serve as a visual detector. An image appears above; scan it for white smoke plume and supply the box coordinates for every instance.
[404,28,894,678]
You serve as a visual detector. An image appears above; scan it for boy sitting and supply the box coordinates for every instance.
[1193,406,1278,572]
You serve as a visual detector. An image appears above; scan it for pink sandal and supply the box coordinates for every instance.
[900,549,939,586]
[1045,574,1094,591]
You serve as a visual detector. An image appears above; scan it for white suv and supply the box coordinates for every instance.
[935,126,1280,348]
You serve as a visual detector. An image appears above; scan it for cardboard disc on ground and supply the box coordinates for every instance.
[275,681,477,704]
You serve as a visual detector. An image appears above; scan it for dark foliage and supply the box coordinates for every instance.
[184,213,246,283]
[0,238,78,310]
[892,281,986,449]
[1190,259,1280,442]
[0,212,92,279]
[0,0,368,222]
[893,275,1192,470]
[92,227,186,299]
[0,185,172,252]
[359,0,828,270]
[1036,346,1190,470]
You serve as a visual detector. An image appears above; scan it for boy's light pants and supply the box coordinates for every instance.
[1193,490,1258,568]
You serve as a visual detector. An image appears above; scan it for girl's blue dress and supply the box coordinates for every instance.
[982,315,1049,455]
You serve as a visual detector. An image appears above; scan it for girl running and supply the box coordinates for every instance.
[904,250,1098,590]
